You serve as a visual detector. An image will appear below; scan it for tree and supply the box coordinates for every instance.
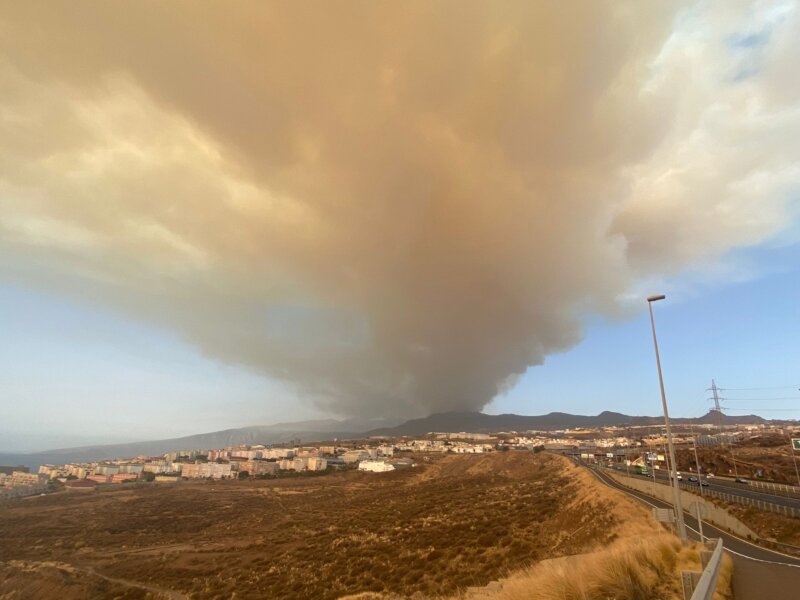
[238,471,250,480]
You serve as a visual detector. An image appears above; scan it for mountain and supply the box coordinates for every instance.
[1,410,774,471]
[0,417,402,470]
[363,410,769,437]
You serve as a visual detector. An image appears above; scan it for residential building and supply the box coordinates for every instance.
[307,457,327,471]
[358,460,395,473]
[342,450,370,464]
[240,460,279,477]
[181,462,233,479]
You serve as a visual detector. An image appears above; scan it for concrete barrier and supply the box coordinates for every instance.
[605,470,758,539]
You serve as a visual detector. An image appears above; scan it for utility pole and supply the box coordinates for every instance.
[690,423,704,497]
[689,422,705,541]
[708,379,739,478]
[791,437,800,488]
[710,379,722,414]
[647,295,687,544]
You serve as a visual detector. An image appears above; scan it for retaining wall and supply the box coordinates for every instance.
[605,470,758,539]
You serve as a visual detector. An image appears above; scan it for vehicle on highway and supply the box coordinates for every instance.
[688,476,698,483]
[700,480,709,486]
[735,477,749,484]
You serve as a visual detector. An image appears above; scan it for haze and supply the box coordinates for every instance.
[1,2,799,449]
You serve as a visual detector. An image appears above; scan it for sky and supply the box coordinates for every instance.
[1,2,799,452]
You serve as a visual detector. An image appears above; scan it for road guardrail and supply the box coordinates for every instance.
[677,481,800,518]
[683,538,723,600]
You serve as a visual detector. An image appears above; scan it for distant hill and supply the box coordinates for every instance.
[364,410,768,437]
[0,417,401,470]
[0,410,773,470]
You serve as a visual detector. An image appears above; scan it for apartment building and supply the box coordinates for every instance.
[306,457,328,471]
[240,460,279,477]
[181,463,233,479]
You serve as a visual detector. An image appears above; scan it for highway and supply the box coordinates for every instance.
[581,461,800,600]
[606,464,800,509]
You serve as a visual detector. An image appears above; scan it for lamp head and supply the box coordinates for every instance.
[647,294,666,303]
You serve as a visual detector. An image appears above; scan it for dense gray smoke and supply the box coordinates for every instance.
[1,2,798,417]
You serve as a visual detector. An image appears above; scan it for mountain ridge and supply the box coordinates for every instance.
[0,410,776,470]
[362,409,769,437]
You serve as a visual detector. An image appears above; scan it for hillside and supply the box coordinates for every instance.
[0,417,400,470]
[1,410,773,470]
[0,452,666,599]
[364,410,767,437]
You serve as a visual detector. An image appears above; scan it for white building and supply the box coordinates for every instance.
[95,464,120,475]
[181,462,232,479]
[342,450,371,464]
[358,460,395,473]
[8,471,41,486]
[307,457,328,471]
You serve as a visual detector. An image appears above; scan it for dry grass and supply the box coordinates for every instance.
[713,552,734,600]
[458,535,692,600]
[1,453,709,600]
[714,500,800,548]
[674,438,800,484]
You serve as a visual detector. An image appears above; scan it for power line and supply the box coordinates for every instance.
[723,396,800,401]
[718,385,800,391]
[724,407,800,412]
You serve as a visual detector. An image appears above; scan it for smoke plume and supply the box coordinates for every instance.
[1,2,798,416]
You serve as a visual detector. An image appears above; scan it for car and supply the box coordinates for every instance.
[700,480,710,487]
[706,473,714,479]
[688,476,698,483]
[735,477,749,484]
[676,472,683,481]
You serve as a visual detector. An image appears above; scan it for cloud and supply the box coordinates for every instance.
[0,2,798,417]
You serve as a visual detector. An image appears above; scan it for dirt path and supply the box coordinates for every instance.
[76,564,189,600]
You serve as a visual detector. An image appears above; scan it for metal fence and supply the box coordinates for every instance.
[677,481,800,519]
[684,538,723,600]
[748,480,800,499]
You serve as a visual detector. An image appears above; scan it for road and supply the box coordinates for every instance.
[583,462,800,600]
[606,464,800,509]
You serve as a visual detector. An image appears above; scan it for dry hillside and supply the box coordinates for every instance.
[2,452,675,599]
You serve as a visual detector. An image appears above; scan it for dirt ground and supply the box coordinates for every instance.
[0,452,659,600]
[674,436,800,484]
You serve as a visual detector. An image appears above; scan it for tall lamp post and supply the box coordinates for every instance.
[647,294,688,544]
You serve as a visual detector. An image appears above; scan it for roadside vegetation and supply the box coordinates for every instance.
[714,500,800,549]
[674,436,800,484]
[1,452,701,599]
[453,535,733,600]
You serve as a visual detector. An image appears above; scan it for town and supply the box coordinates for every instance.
[4,420,796,500]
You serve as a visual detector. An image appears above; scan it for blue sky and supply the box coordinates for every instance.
[2,3,800,452]
[489,245,800,419]
[0,285,317,452]
[2,241,798,452]
[489,242,800,421]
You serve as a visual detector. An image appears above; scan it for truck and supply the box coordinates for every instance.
[635,465,649,476]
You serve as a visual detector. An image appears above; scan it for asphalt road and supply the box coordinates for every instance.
[607,465,800,509]
[583,463,800,600]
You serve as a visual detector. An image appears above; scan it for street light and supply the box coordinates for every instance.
[689,422,705,542]
[647,294,688,544]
